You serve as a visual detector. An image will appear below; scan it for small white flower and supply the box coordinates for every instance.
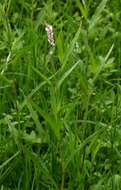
[45,22,55,46]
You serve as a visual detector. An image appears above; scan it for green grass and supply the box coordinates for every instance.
[0,0,121,189]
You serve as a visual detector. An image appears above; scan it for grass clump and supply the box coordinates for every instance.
[0,0,121,189]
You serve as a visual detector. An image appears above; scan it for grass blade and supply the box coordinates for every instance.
[61,24,81,71]
[0,151,20,170]
[57,60,81,89]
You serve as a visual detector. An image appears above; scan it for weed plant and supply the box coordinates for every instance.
[0,0,121,189]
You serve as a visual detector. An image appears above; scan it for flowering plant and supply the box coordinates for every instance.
[45,22,55,46]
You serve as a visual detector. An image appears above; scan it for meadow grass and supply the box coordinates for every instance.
[0,0,121,189]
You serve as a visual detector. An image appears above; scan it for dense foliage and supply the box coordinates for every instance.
[0,0,121,189]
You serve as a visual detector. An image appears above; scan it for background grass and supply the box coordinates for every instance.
[0,0,121,189]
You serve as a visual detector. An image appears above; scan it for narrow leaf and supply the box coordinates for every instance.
[58,60,81,89]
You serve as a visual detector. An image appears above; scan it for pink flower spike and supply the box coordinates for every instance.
[45,22,55,46]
